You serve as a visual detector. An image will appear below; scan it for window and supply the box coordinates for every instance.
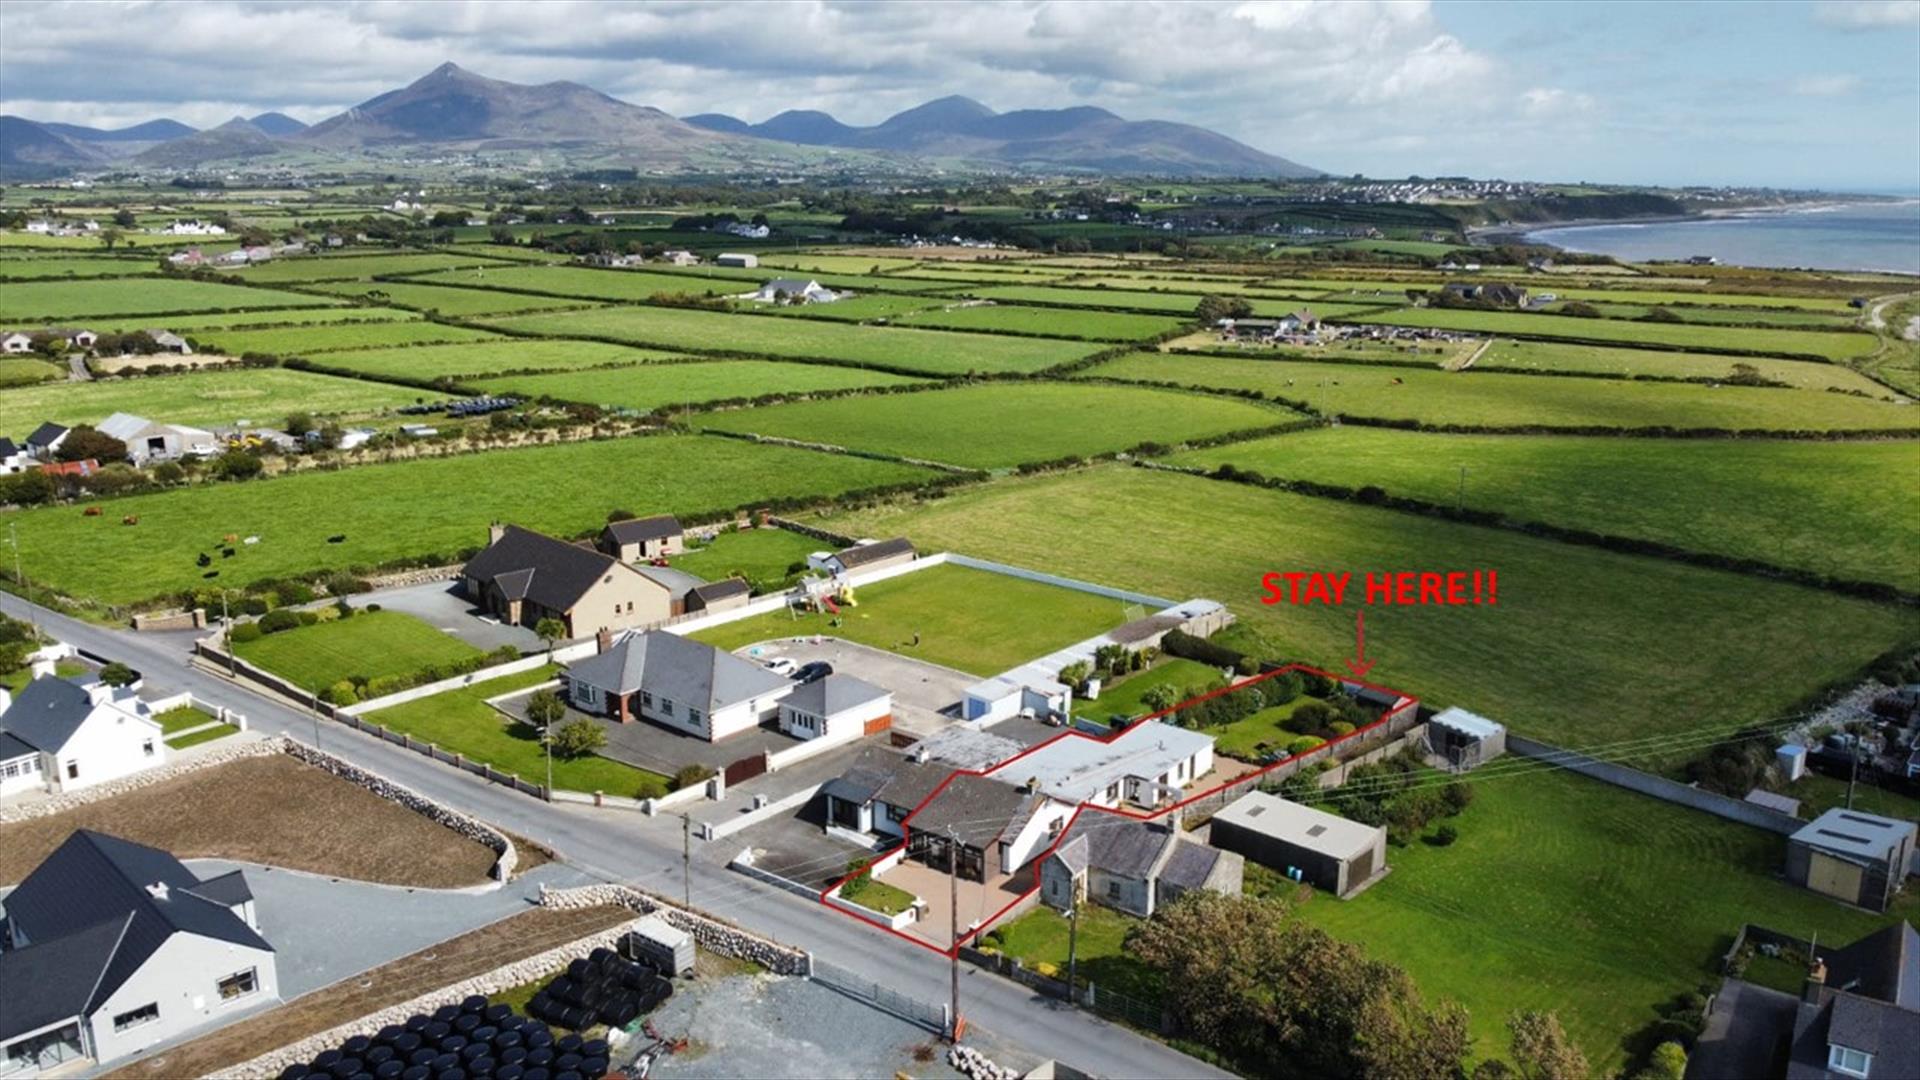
[1105,782,1119,802]
[660,699,674,717]
[112,1004,159,1032]
[1107,881,1122,900]
[217,968,258,1001]
[65,761,78,780]
[143,739,156,757]
[886,802,910,823]
[1828,1045,1872,1078]
[641,692,653,708]
[689,707,704,728]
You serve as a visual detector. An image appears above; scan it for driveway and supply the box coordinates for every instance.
[733,638,976,739]
[727,798,877,890]
[1690,978,1795,1079]
[346,581,544,653]
[493,687,806,775]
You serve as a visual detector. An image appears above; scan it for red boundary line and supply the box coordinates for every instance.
[816,663,1418,957]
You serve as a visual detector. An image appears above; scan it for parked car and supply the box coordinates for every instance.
[794,661,833,684]
[764,657,798,676]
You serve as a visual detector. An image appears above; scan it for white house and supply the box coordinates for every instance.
[0,672,167,799]
[163,220,225,236]
[0,439,33,475]
[777,674,890,743]
[96,413,217,466]
[987,720,1215,810]
[0,831,277,1075]
[750,278,839,305]
[721,222,770,239]
[563,631,794,742]
[23,221,53,235]
[0,333,32,355]
[144,331,191,355]
[660,250,699,266]
[963,673,1071,725]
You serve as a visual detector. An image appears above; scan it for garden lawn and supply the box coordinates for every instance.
[991,905,1160,999]
[1299,767,1912,1073]
[0,660,85,693]
[1207,698,1313,760]
[366,667,669,798]
[893,304,1187,341]
[0,278,338,321]
[1476,339,1889,393]
[668,527,822,586]
[0,367,422,432]
[699,383,1296,469]
[195,321,502,355]
[483,305,1102,376]
[840,874,916,916]
[1354,307,1876,361]
[5,434,936,607]
[1169,428,1920,591]
[473,359,930,413]
[166,724,239,749]
[1081,352,1919,431]
[235,253,512,283]
[156,705,215,734]
[232,610,485,691]
[810,466,1920,762]
[692,562,1133,676]
[301,339,679,382]
[304,280,598,317]
[1075,658,1225,726]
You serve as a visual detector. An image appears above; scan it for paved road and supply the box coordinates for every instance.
[0,595,1226,1079]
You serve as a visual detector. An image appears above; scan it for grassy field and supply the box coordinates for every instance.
[966,284,1389,320]
[669,526,821,585]
[166,723,239,749]
[484,305,1103,376]
[0,258,162,279]
[232,610,485,691]
[1075,657,1224,726]
[700,382,1294,468]
[366,666,669,798]
[0,367,422,432]
[991,904,1157,998]
[693,562,1134,676]
[743,293,949,323]
[473,359,929,413]
[93,307,423,333]
[414,264,741,302]
[299,339,680,382]
[1082,352,1920,431]
[196,320,503,355]
[754,253,927,274]
[0,278,336,321]
[305,280,599,316]
[893,303,1187,341]
[1169,428,1920,590]
[812,467,1919,761]
[6,434,936,606]
[1301,767,1910,1072]
[1476,339,1891,392]
[0,357,60,387]
[234,253,511,283]
[1567,301,1857,329]
[1356,307,1877,361]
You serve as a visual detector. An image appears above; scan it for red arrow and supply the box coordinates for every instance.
[1346,609,1376,678]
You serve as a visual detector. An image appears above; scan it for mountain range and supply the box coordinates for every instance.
[0,62,1318,179]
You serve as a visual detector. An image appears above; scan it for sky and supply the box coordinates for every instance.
[1,0,1916,190]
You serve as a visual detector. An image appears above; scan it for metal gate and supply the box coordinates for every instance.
[724,752,768,786]
[810,957,947,1033]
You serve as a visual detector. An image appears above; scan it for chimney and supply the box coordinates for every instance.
[596,627,613,654]
[909,745,931,765]
[1803,958,1828,1006]
[145,882,170,901]
[487,522,506,545]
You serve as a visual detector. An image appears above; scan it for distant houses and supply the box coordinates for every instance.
[749,278,840,305]
[810,537,916,578]
[96,412,216,466]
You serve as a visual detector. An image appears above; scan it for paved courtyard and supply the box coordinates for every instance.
[731,637,975,738]
[494,688,806,774]
[878,858,1033,951]
[348,581,544,653]
[725,798,876,890]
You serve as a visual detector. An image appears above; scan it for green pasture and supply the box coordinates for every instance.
[1476,339,1890,392]
[476,359,926,412]
[0,367,422,432]
[1356,307,1876,361]
[0,278,339,321]
[302,339,681,382]
[197,321,502,355]
[0,258,162,280]
[893,303,1186,341]
[233,609,484,691]
[234,252,512,283]
[304,280,598,316]
[93,307,422,334]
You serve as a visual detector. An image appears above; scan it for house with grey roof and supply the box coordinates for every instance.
[684,577,751,615]
[750,278,839,304]
[986,720,1216,811]
[461,524,673,639]
[23,423,68,461]
[596,515,684,563]
[1785,808,1917,913]
[812,537,916,578]
[1783,923,1920,1079]
[562,630,794,742]
[0,831,276,1074]
[777,674,891,744]
[1039,813,1243,918]
[0,674,166,799]
[1209,790,1388,899]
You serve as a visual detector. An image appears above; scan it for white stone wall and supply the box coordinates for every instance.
[535,883,809,976]
[0,736,279,825]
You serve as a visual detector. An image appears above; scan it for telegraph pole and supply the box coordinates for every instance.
[948,825,963,1043]
[682,813,693,908]
[1066,902,1080,1004]
[221,592,235,676]
[9,522,34,635]
[1846,737,1859,810]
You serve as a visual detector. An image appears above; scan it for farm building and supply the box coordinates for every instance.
[777,673,891,743]
[0,831,276,1074]
[1785,808,1918,913]
[0,673,167,799]
[96,413,216,466]
[23,423,68,459]
[1426,706,1507,770]
[1209,791,1389,899]
[562,630,793,741]
[596,514,685,562]
[811,537,916,577]
[714,253,758,268]
[750,278,839,304]
[1038,814,1243,918]
[684,578,751,614]
[461,524,673,638]
[659,250,699,266]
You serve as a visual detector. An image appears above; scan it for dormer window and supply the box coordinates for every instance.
[1829,1044,1872,1078]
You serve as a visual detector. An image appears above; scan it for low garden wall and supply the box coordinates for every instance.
[0,733,280,825]
[211,914,646,1080]
[826,886,918,931]
[730,849,826,902]
[946,553,1175,608]
[536,883,811,975]
[705,783,823,841]
[1507,734,1803,835]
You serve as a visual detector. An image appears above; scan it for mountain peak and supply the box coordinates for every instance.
[879,95,997,132]
[426,61,467,79]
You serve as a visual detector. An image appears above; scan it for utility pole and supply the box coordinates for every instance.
[1846,737,1858,810]
[1457,465,1468,511]
[947,825,963,1043]
[9,522,34,635]
[1066,901,1080,1005]
[545,713,554,800]
[221,592,235,676]
[682,813,692,908]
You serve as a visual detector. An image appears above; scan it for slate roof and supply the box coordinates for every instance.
[689,578,751,606]
[1787,991,1920,1079]
[0,915,128,1041]
[0,730,35,761]
[566,631,791,714]
[25,421,68,449]
[822,745,908,805]
[0,437,20,458]
[782,674,889,718]
[1157,840,1226,892]
[831,537,915,570]
[910,773,1044,851]
[465,525,646,614]
[603,515,682,545]
[1049,815,1174,880]
[1827,922,1920,1008]
[0,831,271,1040]
[0,675,128,754]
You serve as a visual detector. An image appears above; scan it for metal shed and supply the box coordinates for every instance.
[1428,706,1507,771]
[1208,791,1387,899]
[624,914,696,977]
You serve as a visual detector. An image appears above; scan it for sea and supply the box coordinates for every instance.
[1523,199,1920,275]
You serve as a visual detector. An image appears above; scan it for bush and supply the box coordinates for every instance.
[1264,671,1303,706]
[1288,735,1326,756]
[672,764,716,791]
[240,597,269,616]
[1161,629,1245,670]
[324,571,371,596]
[98,661,137,686]
[229,622,263,644]
[1427,824,1459,846]
[1287,700,1335,734]
[551,718,607,759]
[1035,961,1061,980]
[257,609,302,634]
[365,602,382,612]
[1329,721,1355,736]
[322,680,359,706]
[363,675,406,699]
[273,581,316,606]
[1442,781,1474,815]
[296,610,320,626]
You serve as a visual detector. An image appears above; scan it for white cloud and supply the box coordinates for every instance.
[1814,1,1920,29]
[1519,87,1596,117]
[1790,74,1863,96]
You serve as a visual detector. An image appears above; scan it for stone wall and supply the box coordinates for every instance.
[1508,734,1803,835]
[211,914,644,1080]
[0,735,281,825]
[362,565,459,591]
[763,516,854,548]
[282,739,517,880]
[536,883,810,976]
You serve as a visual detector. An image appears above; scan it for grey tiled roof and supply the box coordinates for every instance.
[690,579,751,605]
[464,525,634,613]
[0,731,35,760]
[910,774,1042,851]
[832,537,915,569]
[1050,814,1174,880]
[783,674,888,717]
[0,675,104,753]
[566,632,791,714]
[1156,841,1223,891]
[0,915,128,1040]
[603,515,682,545]
[1828,922,1920,1008]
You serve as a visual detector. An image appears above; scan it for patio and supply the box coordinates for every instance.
[878,856,1034,950]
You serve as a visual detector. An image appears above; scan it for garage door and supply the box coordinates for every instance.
[1806,851,1863,902]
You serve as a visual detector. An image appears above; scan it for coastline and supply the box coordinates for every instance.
[1468,198,1906,247]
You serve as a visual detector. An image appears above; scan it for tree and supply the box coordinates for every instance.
[1637,1041,1687,1080]
[213,450,264,481]
[526,688,566,731]
[99,227,124,250]
[1355,969,1471,1080]
[534,617,568,657]
[550,718,606,759]
[1194,294,1253,324]
[99,661,137,687]
[56,426,129,465]
[283,412,316,438]
[112,208,136,228]
[1508,1011,1589,1080]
